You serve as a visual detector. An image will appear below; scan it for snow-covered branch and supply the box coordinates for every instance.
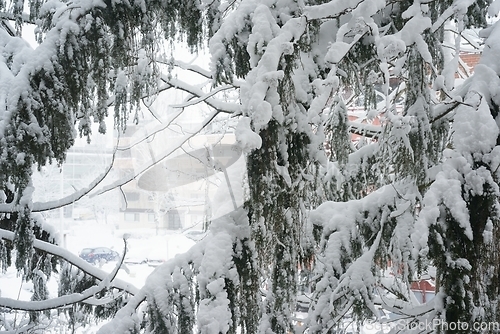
[0,275,109,311]
[347,121,383,139]
[0,230,139,296]
[0,146,118,214]
[160,75,241,114]
[304,0,364,20]
[98,208,251,334]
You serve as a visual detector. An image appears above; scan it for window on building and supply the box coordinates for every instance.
[124,213,140,222]
[124,192,140,201]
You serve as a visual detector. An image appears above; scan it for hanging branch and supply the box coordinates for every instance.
[0,230,138,297]
[0,142,120,214]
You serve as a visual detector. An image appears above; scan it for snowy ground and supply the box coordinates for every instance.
[0,219,196,333]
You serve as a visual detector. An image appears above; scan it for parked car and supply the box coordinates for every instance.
[79,247,120,264]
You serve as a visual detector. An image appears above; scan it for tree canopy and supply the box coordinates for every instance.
[1,0,500,333]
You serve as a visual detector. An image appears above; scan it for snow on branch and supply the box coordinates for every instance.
[98,208,250,334]
[160,75,241,114]
[0,229,138,296]
[309,182,419,328]
[0,275,111,311]
[304,0,364,20]
[347,121,382,139]
[166,59,214,82]
[0,144,118,214]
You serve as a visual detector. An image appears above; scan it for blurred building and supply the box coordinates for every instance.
[113,117,243,232]
[32,124,116,222]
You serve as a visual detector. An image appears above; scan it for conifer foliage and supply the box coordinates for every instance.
[1,0,500,333]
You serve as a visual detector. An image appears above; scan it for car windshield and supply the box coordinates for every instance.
[80,248,93,254]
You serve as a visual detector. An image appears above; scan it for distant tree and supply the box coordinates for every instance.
[1,0,500,333]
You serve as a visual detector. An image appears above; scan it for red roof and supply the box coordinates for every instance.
[410,279,435,292]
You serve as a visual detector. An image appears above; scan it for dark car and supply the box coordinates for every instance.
[79,247,120,264]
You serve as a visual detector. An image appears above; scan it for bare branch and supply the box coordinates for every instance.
[169,84,237,109]
[91,110,221,197]
[116,107,185,151]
